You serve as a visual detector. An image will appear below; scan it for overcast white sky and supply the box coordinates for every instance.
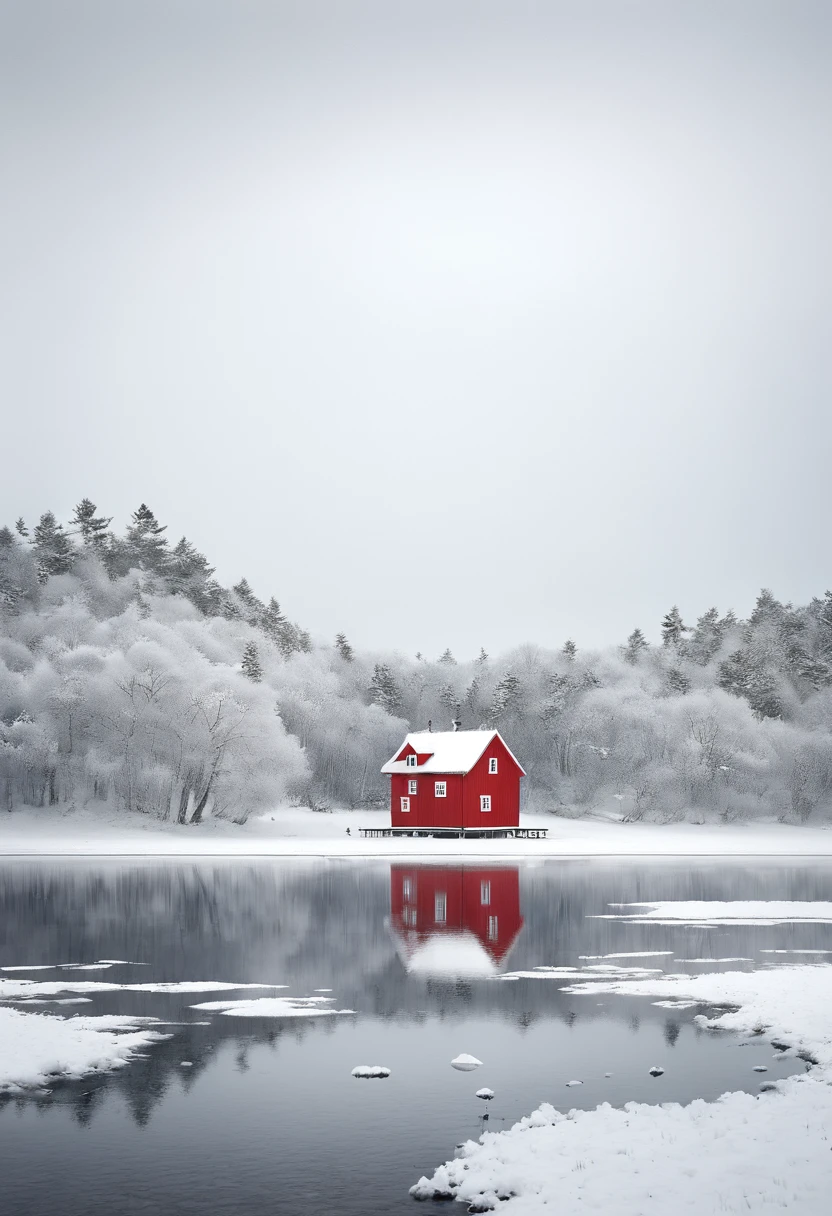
[1,1,830,657]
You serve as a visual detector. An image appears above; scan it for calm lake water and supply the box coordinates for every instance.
[1,858,831,1215]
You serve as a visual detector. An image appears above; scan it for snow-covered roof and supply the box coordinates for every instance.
[381,729,525,776]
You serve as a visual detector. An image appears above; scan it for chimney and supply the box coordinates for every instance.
[428,720,432,732]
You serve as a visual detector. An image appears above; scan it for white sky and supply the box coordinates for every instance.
[1,1,830,657]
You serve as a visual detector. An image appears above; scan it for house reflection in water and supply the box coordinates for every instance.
[388,865,524,977]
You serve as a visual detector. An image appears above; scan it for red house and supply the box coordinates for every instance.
[388,864,524,976]
[381,729,525,833]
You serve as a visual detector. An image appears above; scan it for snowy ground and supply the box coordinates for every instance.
[412,962,832,1213]
[3,804,832,857]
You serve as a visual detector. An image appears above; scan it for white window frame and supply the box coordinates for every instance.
[408,779,418,795]
[435,781,447,798]
[487,915,499,941]
[402,877,413,901]
[400,796,410,813]
[406,754,417,768]
[480,880,491,906]
[435,892,447,924]
[489,757,498,774]
[404,906,417,927]
[480,794,491,813]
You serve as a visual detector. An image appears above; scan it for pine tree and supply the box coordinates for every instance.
[562,639,577,660]
[167,537,217,609]
[689,607,722,664]
[666,667,690,695]
[0,527,14,549]
[476,647,489,665]
[241,641,263,682]
[15,518,28,539]
[717,649,754,700]
[369,663,402,714]
[438,683,457,711]
[624,628,648,664]
[70,498,112,546]
[661,605,688,648]
[438,648,456,665]
[335,632,354,661]
[262,597,287,642]
[32,511,75,580]
[465,676,481,715]
[749,588,783,626]
[490,673,522,721]
[125,504,169,573]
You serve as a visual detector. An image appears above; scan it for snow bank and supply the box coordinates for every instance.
[412,965,832,1213]
[5,805,832,858]
[0,1006,172,1094]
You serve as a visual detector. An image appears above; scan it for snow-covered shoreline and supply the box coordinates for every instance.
[3,806,832,859]
[411,964,832,1213]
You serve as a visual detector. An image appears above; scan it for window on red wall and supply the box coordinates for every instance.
[400,797,410,813]
[480,795,491,812]
[408,779,418,795]
[435,781,447,798]
[487,915,499,941]
[489,757,498,774]
[435,892,447,923]
[480,880,491,905]
[406,754,417,768]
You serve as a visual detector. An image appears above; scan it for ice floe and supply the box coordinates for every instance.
[475,1088,494,1099]
[579,952,675,960]
[190,996,354,1018]
[0,979,286,999]
[0,1006,172,1094]
[597,901,832,926]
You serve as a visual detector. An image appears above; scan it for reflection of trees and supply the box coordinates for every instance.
[1,857,831,1128]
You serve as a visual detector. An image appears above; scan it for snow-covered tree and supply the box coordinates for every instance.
[32,511,75,580]
[241,641,263,682]
[562,639,577,660]
[369,663,402,713]
[661,605,688,648]
[70,498,112,546]
[623,628,648,664]
[335,633,354,661]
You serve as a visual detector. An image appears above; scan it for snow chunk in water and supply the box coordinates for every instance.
[475,1088,495,1099]
[565,1080,583,1087]
[648,1066,665,1077]
[351,1066,390,1078]
[451,1053,483,1071]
